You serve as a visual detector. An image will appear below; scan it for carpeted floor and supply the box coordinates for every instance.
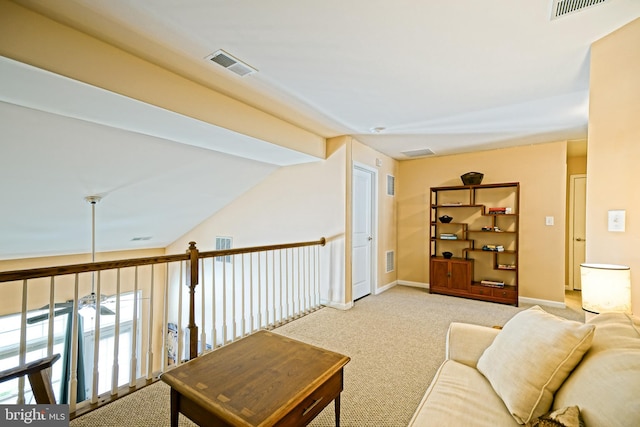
[70,286,583,427]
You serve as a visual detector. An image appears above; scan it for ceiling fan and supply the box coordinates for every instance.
[27,195,115,325]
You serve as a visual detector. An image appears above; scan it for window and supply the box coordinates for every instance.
[0,292,140,404]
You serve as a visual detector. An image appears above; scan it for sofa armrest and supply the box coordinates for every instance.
[446,323,501,368]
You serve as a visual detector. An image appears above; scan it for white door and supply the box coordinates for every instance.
[569,175,587,290]
[352,165,375,301]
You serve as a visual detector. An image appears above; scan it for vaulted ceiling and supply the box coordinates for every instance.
[1,0,639,260]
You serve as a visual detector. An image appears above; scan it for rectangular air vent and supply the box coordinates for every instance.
[205,50,257,76]
[401,148,435,158]
[551,0,610,20]
[215,236,233,263]
[386,251,395,273]
[387,175,395,196]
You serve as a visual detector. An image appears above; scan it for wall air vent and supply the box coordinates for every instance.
[387,175,395,196]
[401,148,435,158]
[386,251,395,273]
[550,0,610,20]
[215,236,233,263]
[205,50,257,76]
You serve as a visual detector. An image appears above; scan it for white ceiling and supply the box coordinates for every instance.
[0,57,315,260]
[2,0,639,260]
[13,0,639,157]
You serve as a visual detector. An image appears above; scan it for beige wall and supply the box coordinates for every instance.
[166,136,398,306]
[587,17,640,313]
[0,1,325,159]
[167,139,349,305]
[397,142,568,304]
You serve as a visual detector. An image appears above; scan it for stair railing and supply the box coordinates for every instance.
[0,237,325,416]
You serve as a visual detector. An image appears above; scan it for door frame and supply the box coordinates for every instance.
[568,174,586,290]
[351,162,378,300]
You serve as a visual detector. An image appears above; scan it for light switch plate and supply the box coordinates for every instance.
[608,210,626,232]
[545,216,554,226]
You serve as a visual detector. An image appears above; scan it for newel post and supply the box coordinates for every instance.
[186,241,199,360]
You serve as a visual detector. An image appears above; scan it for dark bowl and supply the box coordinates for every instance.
[461,172,484,186]
[442,251,453,259]
[439,215,453,223]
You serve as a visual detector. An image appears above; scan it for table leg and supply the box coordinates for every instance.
[28,368,57,404]
[335,393,341,427]
[170,388,179,427]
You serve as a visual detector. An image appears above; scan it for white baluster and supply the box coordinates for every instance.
[129,267,139,387]
[146,265,155,379]
[91,272,102,403]
[111,269,121,395]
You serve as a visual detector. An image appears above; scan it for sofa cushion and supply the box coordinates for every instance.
[477,306,595,424]
[408,359,519,427]
[446,322,501,368]
[552,312,640,427]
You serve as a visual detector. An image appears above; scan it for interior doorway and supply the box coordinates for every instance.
[352,163,377,301]
[568,174,587,291]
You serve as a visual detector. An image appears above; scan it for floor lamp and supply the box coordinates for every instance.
[580,263,631,321]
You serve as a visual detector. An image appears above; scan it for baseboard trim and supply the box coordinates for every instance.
[375,280,398,295]
[397,280,429,289]
[519,296,566,309]
[321,299,353,310]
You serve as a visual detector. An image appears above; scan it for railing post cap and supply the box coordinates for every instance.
[188,241,197,250]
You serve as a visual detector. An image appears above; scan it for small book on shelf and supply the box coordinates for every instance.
[440,233,458,240]
[488,207,512,214]
[482,244,504,252]
[480,279,505,288]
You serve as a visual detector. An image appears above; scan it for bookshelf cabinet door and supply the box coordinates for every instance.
[450,260,471,291]
[430,258,471,292]
[430,258,450,290]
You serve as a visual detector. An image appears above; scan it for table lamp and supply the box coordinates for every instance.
[580,263,631,321]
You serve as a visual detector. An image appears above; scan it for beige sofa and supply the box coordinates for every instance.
[408,306,640,426]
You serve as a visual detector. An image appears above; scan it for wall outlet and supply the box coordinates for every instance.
[545,216,554,226]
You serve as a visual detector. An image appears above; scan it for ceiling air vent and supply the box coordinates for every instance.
[550,0,611,20]
[205,50,257,77]
[401,148,435,158]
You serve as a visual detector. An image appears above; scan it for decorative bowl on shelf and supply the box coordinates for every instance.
[438,215,453,223]
[461,171,484,186]
[442,252,453,259]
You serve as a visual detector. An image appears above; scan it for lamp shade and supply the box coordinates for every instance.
[580,263,631,314]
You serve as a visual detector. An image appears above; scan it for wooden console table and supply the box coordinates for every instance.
[161,330,350,426]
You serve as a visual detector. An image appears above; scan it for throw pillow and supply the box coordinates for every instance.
[526,406,584,427]
[477,306,595,424]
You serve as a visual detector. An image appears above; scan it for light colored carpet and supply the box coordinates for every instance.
[70,286,583,426]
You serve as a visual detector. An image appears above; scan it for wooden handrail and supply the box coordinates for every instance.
[198,237,326,258]
[0,254,190,283]
[0,238,326,283]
